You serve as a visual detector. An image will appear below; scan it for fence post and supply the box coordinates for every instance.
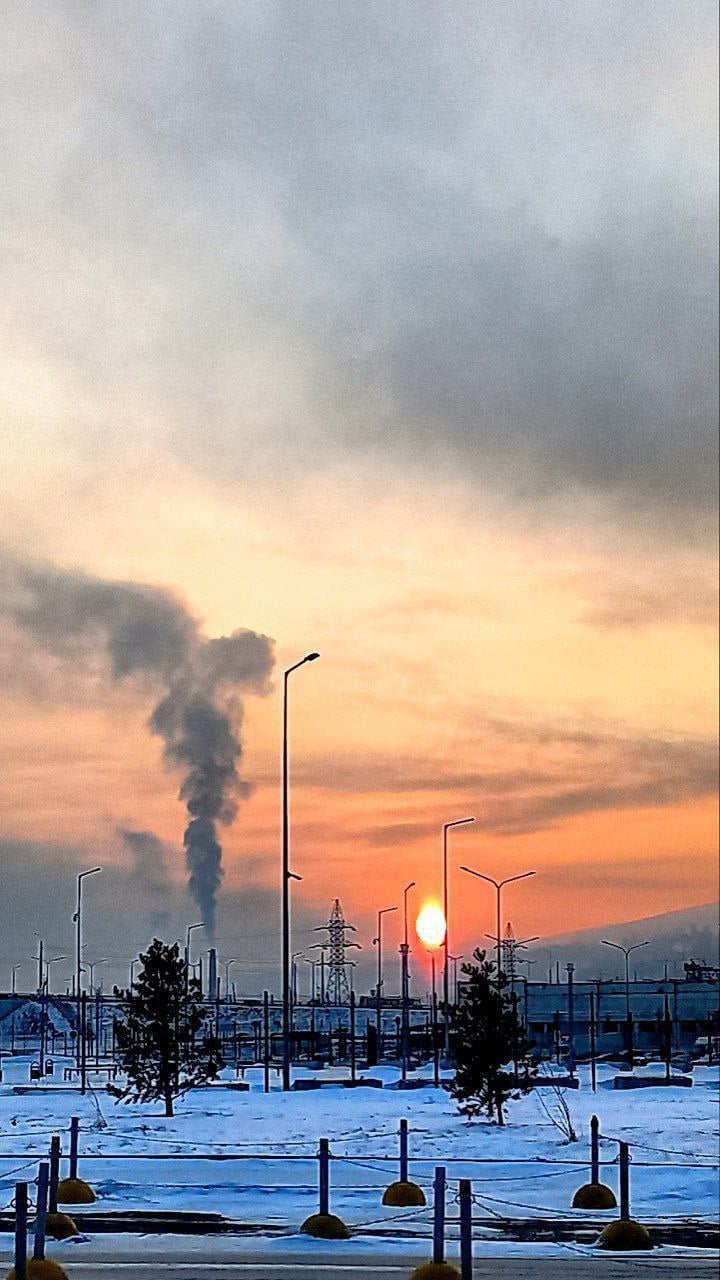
[399,1118,408,1183]
[459,1178,473,1280]
[48,1135,61,1214]
[432,1166,446,1264]
[318,1138,330,1216]
[590,1115,600,1184]
[69,1115,80,1180]
[33,1163,49,1261]
[263,991,270,1094]
[14,1181,28,1280]
[619,1142,630,1219]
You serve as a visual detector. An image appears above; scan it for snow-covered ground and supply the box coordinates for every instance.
[0,1056,717,1230]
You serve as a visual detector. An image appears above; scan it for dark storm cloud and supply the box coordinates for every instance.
[3,558,274,932]
[2,1,716,531]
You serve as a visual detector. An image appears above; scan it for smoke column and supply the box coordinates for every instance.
[9,561,274,933]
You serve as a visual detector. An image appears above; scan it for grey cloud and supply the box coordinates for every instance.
[3,558,275,932]
[288,730,717,837]
[0,836,337,996]
[118,827,170,901]
[578,577,719,630]
[2,1,717,535]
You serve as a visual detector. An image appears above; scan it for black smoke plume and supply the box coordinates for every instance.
[8,561,274,932]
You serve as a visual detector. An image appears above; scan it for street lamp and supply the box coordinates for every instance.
[400,882,415,1082]
[373,906,398,1037]
[43,955,66,994]
[224,959,238,999]
[10,964,21,1056]
[74,868,102,1001]
[185,922,205,991]
[442,818,475,1016]
[601,939,650,1022]
[281,651,319,1091]
[460,867,536,981]
[291,951,305,1009]
[425,948,441,1087]
[87,959,107,994]
[447,954,464,1006]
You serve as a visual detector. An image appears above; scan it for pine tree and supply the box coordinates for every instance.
[448,948,535,1125]
[110,939,222,1117]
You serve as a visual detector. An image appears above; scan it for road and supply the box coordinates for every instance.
[29,1248,719,1278]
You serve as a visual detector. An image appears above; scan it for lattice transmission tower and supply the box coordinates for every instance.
[312,899,361,1004]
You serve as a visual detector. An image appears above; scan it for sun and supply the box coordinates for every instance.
[416,902,446,948]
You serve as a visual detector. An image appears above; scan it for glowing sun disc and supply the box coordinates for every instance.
[416,903,446,948]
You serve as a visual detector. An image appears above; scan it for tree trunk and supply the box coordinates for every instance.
[496,1094,504,1126]
[164,1084,174,1117]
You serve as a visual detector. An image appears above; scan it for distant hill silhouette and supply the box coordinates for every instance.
[529,902,719,982]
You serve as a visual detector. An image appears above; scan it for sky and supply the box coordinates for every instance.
[0,1,717,995]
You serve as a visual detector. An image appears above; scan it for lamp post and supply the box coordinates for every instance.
[291,951,305,1010]
[426,949,440,1087]
[447,954,464,1006]
[460,866,536,981]
[601,938,649,1068]
[281,653,319,1091]
[442,818,475,1018]
[87,959,107,995]
[74,867,101,1066]
[224,959,238,1000]
[38,955,65,1075]
[11,965,21,1056]
[373,906,398,1040]
[185,923,205,967]
[601,939,650,1021]
[74,868,101,1000]
[400,882,415,1082]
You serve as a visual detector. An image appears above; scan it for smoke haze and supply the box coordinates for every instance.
[6,559,274,932]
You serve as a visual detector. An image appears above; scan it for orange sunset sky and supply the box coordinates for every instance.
[0,2,717,986]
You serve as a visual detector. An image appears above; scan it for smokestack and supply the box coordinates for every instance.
[208,948,218,1000]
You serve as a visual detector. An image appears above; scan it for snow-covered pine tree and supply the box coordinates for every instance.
[449,948,535,1125]
[110,939,222,1116]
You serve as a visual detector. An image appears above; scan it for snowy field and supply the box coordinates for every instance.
[0,1054,717,1234]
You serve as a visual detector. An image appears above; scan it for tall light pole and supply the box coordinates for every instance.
[11,965,21,1056]
[601,939,650,1022]
[460,866,536,981]
[447,954,463,1005]
[442,818,474,1017]
[282,652,320,1091]
[373,906,398,1036]
[74,868,102,1002]
[185,922,205,978]
[400,882,415,1082]
[74,867,101,1067]
[87,959,107,995]
[426,948,441,1087]
[224,959,238,999]
[44,955,65,994]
